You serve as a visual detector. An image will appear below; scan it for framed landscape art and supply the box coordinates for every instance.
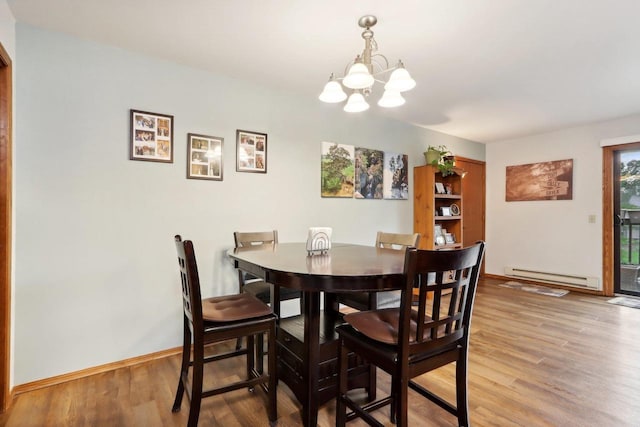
[319,142,409,200]
[130,109,173,163]
[187,133,223,181]
[321,142,355,198]
[354,147,384,199]
[383,152,409,199]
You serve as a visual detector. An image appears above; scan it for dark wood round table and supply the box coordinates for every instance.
[228,242,405,427]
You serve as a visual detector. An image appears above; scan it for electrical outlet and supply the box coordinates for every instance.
[588,214,596,223]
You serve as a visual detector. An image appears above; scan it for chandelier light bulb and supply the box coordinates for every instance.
[343,92,370,113]
[385,62,416,92]
[343,62,374,89]
[319,76,347,103]
[378,90,406,108]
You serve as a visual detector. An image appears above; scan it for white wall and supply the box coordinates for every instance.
[0,0,15,390]
[0,1,14,56]
[13,24,483,385]
[485,113,640,288]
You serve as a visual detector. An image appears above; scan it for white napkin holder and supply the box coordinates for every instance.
[306,227,332,255]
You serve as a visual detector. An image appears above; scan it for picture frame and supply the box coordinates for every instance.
[450,203,460,216]
[130,109,173,163]
[444,233,455,244]
[441,206,451,216]
[506,158,573,201]
[321,142,355,198]
[435,182,446,194]
[187,133,223,181]
[236,129,267,173]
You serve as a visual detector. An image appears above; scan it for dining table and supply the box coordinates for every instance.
[227,242,405,427]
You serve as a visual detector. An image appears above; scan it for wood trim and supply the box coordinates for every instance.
[12,347,182,396]
[482,274,604,295]
[454,156,485,166]
[0,41,13,413]
[602,145,615,296]
[455,156,486,274]
[602,142,640,296]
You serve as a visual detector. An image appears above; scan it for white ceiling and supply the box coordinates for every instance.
[8,0,640,143]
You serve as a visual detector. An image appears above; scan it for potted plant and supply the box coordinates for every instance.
[424,145,455,176]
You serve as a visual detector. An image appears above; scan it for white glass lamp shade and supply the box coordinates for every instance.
[343,92,370,113]
[343,62,375,89]
[319,79,347,103]
[385,65,416,92]
[377,90,405,108]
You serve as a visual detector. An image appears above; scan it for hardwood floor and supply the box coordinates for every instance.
[2,278,640,426]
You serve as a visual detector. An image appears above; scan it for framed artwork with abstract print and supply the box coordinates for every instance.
[236,129,267,173]
[130,109,173,163]
[187,133,223,181]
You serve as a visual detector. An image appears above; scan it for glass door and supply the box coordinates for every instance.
[615,147,640,296]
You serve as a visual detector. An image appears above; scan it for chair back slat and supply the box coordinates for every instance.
[398,242,485,360]
[174,235,203,336]
[234,230,278,286]
[375,231,420,250]
[234,230,278,247]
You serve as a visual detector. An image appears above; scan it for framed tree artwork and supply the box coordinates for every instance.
[130,109,173,163]
[187,133,223,181]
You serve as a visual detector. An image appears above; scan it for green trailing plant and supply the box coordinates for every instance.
[424,145,455,176]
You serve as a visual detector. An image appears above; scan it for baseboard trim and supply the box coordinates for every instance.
[484,273,603,295]
[12,346,182,396]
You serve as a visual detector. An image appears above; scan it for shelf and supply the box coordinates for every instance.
[414,164,464,250]
[435,215,461,220]
[434,243,463,250]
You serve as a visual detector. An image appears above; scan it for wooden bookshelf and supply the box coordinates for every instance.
[413,164,463,250]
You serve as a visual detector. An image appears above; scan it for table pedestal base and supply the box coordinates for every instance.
[277,311,374,425]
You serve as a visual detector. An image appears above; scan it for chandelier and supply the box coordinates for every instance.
[319,15,416,113]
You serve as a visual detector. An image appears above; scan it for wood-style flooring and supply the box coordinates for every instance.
[2,278,640,426]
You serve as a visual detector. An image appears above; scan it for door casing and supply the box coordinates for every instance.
[0,40,13,412]
[603,142,640,296]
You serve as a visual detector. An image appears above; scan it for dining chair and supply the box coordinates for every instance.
[172,235,277,427]
[234,230,302,317]
[336,231,420,311]
[335,241,485,427]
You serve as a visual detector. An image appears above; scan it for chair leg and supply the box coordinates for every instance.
[389,374,408,427]
[367,365,377,401]
[187,342,204,427]
[256,333,264,374]
[335,340,349,427]
[390,375,397,424]
[246,334,255,390]
[267,321,278,422]
[235,336,243,351]
[172,319,191,412]
[389,376,400,424]
[456,351,470,427]
[396,375,409,427]
[366,295,377,402]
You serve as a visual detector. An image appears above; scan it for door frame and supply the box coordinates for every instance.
[603,142,640,297]
[455,156,486,274]
[0,41,13,412]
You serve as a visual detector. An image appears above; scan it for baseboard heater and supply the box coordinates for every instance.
[504,267,600,290]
